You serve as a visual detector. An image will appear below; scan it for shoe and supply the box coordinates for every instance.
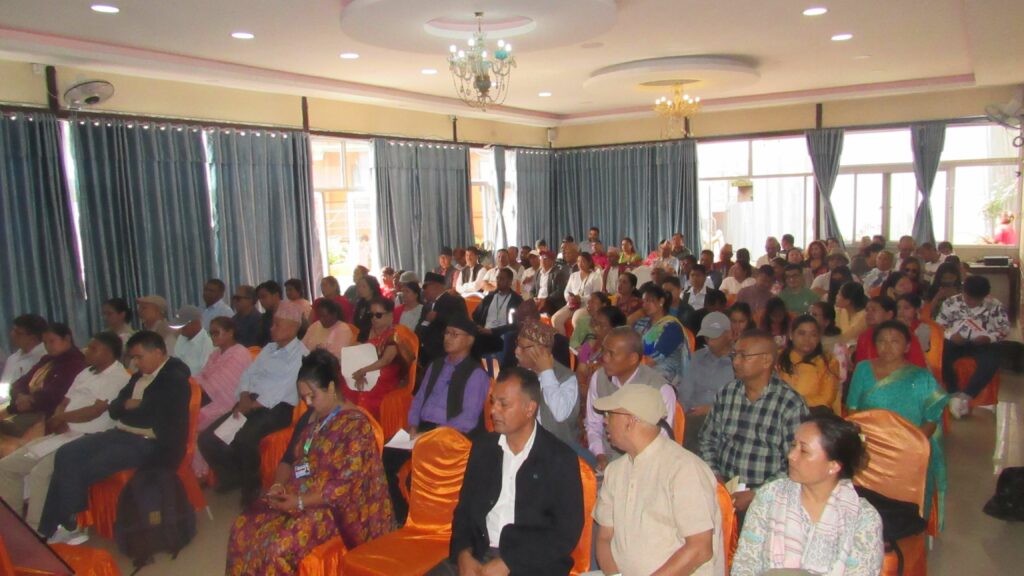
[950,395,971,419]
[47,526,89,546]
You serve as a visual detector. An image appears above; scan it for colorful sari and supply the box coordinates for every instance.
[639,315,688,383]
[225,408,393,575]
[847,362,949,528]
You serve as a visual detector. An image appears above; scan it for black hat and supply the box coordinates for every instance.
[423,272,446,286]
[446,315,478,337]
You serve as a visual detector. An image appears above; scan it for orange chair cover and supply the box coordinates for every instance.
[51,543,122,576]
[0,534,15,576]
[377,326,419,441]
[465,296,482,317]
[570,457,598,575]
[880,533,927,576]
[684,326,696,352]
[78,378,206,539]
[716,483,738,573]
[339,427,473,576]
[247,346,261,359]
[922,319,945,383]
[259,401,309,489]
[848,409,930,515]
[672,402,686,445]
[953,357,1000,408]
[483,379,497,432]
[298,536,349,576]
[349,323,361,341]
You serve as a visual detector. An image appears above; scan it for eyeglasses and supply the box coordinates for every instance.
[729,350,772,361]
[603,410,634,418]
[370,312,388,319]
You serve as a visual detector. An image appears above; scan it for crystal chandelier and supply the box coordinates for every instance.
[654,85,702,137]
[447,12,516,110]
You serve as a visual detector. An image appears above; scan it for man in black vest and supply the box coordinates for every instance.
[455,246,486,295]
[472,268,523,356]
[416,272,469,366]
[384,315,489,523]
[427,367,584,576]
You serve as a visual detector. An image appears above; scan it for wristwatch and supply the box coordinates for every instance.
[297,495,304,511]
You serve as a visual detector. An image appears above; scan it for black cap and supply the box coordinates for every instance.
[423,272,446,286]
[447,315,478,337]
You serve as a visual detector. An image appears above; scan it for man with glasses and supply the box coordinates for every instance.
[699,330,807,514]
[678,312,735,453]
[778,264,819,314]
[230,285,262,347]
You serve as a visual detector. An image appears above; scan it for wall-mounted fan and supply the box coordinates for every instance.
[984,89,1023,148]
[63,80,115,109]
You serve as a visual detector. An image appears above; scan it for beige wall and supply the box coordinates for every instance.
[0,60,49,106]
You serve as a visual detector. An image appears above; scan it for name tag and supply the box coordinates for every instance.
[294,462,311,479]
[420,320,431,327]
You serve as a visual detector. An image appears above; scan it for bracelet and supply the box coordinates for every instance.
[297,495,304,511]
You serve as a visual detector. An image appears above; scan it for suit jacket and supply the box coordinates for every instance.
[471,290,524,337]
[415,292,469,365]
[449,426,584,576]
[108,356,192,469]
[532,265,571,311]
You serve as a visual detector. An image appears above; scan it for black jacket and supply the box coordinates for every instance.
[471,290,524,337]
[449,426,583,576]
[108,356,192,469]
[415,292,469,365]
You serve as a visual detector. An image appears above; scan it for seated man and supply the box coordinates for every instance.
[0,332,128,533]
[937,275,1010,417]
[429,368,584,576]
[198,301,307,506]
[433,247,458,288]
[201,278,234,330]
[38,331,191,543]
[480,249,520,293]
[678,312,735,453]
[472,268,523,356]
[455,246,485,295]
[593,384,722,576]
[683,265,711,311]
[736,265,775,315]
[415,272,469,366]
[699,330,807,514]
[0,314,48,403]
[499,300,572,370]
[231,284,263,348]
[532,250,570,314]
[861,250,896,290]
[584,327,676,472]
[755,236,781,268]
[255,280,283,347]
[778,263,820,314]
[810,252,852,297]
[652,241,680,275]
[663,275,696,328]
[169,305,214,376]
[136,295,178,355]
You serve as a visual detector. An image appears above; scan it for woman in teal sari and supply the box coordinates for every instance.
[632,285,689,383]
[847,319,949,529]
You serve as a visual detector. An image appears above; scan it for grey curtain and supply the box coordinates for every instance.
[0,112,80,351]
[910,122,946,244]
[514,149,555,246]
[493,145,507,249]
[374,139,472,275]
[806,128,846,248]
[206,129,321,293]
[72,119,216,335]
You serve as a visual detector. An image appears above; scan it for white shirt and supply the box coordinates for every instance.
[457,265,486,295]
[485,292,515,329]
[202,301,234,330]
[537,267,555,299]
[485,424,538,547]
[564,270,604,301]
[810,271,831,293]
[538,368,578,422]
[685,284,709,310]
[66,361,130,434]
[117,359,168,438]
[174,329,215,376]
[0,342,45,402]
[719,276,755,296]
[481,266,520,289]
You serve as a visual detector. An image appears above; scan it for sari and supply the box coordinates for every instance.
[341,327,402,420]
[847,362,949,528]
[639,315,688,383]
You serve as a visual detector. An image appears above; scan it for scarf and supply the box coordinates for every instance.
[767,478,862,575]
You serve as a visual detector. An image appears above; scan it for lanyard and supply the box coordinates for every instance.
[303,405,342,457]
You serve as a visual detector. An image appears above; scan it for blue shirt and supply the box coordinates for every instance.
[408,355,489,434]
[202,300,235,330]
[678,347,734,409]
[237,338,307,408]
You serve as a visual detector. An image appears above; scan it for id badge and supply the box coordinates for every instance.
[294,462,311,479]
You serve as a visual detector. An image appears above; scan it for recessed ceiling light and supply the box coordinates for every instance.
[421,68,438,75]
[853,54,872,60]
[831,33,853,41]
[90,4,120,13]
[339,52,360,60]
[803,7,828,16]
[538,92,552,97]
[231,32,255,40]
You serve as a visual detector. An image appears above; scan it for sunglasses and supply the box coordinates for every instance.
[370,312,388,319]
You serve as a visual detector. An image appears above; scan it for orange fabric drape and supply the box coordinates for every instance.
[482,378,497,433]
[51,544,121,576]
[672,402,686,445]
[465,296,482,317]
[953,357,1000,408]
[259,401,309,489]
[716,483,738,573]
[570,457,597,575]
[298,536,349,576]
[0,535,15,576]
[377,326,419,442]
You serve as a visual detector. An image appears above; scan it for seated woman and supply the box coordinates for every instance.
[101,297,135,347]
[847,320,949,529]
[193,317,254,477]
[569,291,611,349]
[852,295,926,367]
[284,278,313,324]
[732,412,884,576]
[834,282,868,344]
[633,285,688,384]
[1,323,86,456]
[346,297,407,420]
[759,297,790,348]
[352,275,384,342]
[805,240,830,278]
[576,305,627,395]
[728,302,756,340]
[896,293,932,354]
[613,272,642,319]
[810,301,851,383]
[396,281,423,332]
[301,299,353,360]
[551,252,604,337]
[311,275,353,324]
[617,236,643,266]
[778,315,841,413]
[925,261,962,319]
[226,350,394,575]
[719,261,755,297]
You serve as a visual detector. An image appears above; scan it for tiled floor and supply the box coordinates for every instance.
[73,373,1024,575]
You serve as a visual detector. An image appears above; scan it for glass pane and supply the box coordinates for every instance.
[311,137,345,188]
[830,174,856,242]
[345,140,372,189]
[470,183,487,246]
[942,124,1018,161]
[840,130,913,166]
[699,179,731,251]
[701,177,811,255]
[854,174,884,240]
[698,140,749,178]
[806,176,817,245]
[952,165,1020,245]
[890,172,947,241]
[752,137,813,175]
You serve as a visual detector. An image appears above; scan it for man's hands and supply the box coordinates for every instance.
[14,394,32,412]
[522,345,555,372]
[456,550,509,576]
[731,489,755,512]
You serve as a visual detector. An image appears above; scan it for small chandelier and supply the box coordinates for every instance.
[447,12,516,111]
[654,85,702,137]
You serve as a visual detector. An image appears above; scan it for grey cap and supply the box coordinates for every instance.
[697,311,731,339]
[168,305,203,329]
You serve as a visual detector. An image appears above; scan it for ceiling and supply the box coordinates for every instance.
[0,0,1021,126]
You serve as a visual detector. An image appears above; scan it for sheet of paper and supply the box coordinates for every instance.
[214,413,247,445]
[725,476,743,494]
[341,343,381,392]
[25,431,84,459]
[384,428,417,451]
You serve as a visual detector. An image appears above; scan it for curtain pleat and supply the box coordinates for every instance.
[514,149,554,246]
[806,129,846,248]
[910,122,946,245]
[493,145,507,249]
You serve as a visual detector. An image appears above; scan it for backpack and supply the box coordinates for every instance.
[114,468,196,575]
[984,467,1024,522]
[854,485,927,576]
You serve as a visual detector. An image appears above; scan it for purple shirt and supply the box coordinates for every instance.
[408,355,489,434]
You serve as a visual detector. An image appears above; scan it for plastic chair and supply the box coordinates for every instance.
[465,296,482,317]
[349,323,360,341]
[570,456,598,575]
[922,319,944,383]
[377,325,419,441]
[716,482,738,573]
[847,409,929,576]
[684,326,696,352]
[672,402,686,444]
[335,427,474,576]
[259,401,309,489]
[953,357,1000,408]
[247,345,261,359]
[483,378,497,432]
[51,543,121,576]
[77,377,209,539]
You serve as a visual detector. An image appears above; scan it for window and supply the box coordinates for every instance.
[469,148,517,250]
[310,137,376,285]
